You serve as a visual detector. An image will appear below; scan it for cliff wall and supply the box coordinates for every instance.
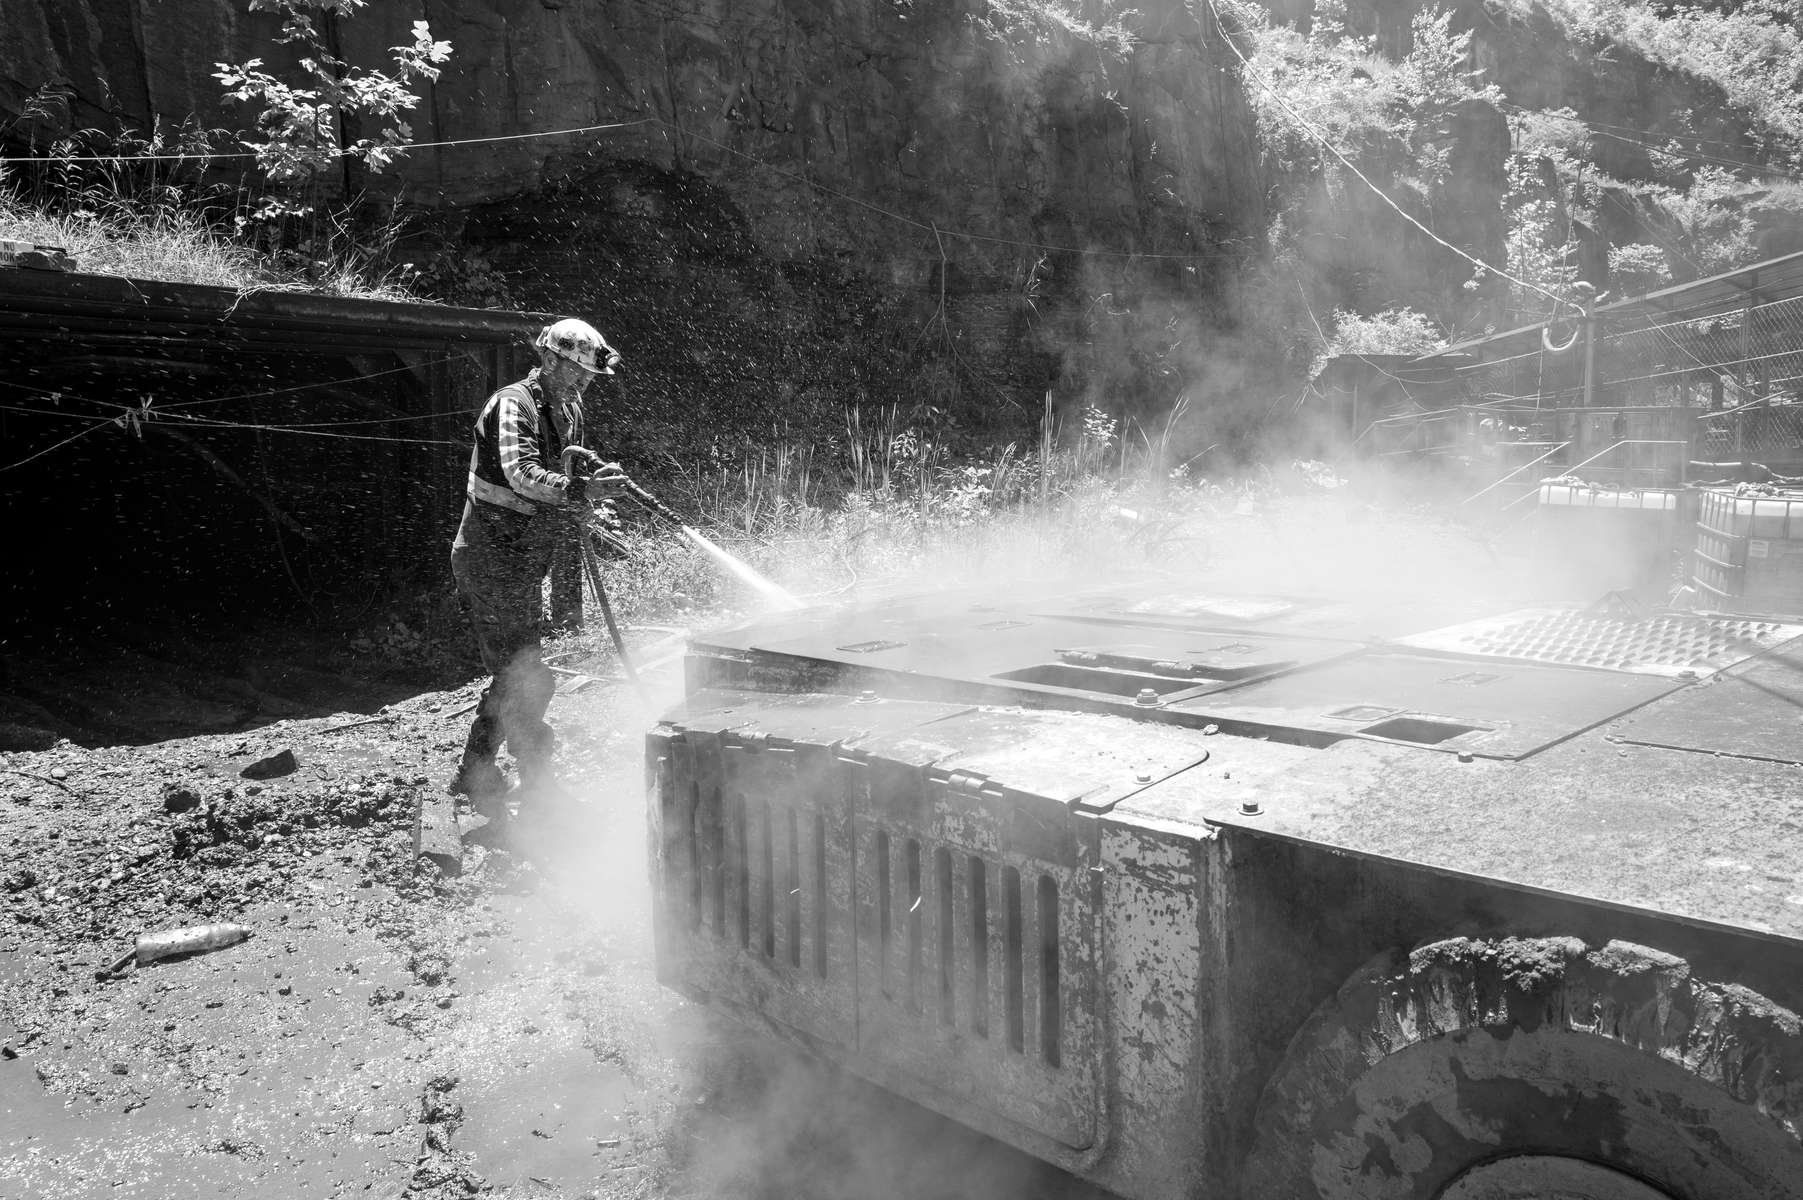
[4,2,1274,432]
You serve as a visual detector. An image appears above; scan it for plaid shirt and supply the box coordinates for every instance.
[468,369,583,513]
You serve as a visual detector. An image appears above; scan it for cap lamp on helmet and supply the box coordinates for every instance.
[535,318,620,375]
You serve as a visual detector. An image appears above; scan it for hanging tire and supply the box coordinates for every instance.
[1240,936,1803,1200]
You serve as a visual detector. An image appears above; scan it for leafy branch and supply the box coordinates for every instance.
[214,0,451,184]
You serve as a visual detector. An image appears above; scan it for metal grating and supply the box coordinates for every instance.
[651,699,1102,1149]
[866,832,1063,1068]
[1396,608,1803,677]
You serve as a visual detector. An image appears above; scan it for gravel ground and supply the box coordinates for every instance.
[0,663,678,1200]
[0,653,1073,1200]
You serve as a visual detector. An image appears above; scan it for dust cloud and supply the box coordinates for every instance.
[515,451,1620,1198]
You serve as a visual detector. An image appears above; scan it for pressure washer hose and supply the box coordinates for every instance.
[619,479,687,528]
[560,446,688,527]
[576,525,646,700]
[558,448,655,696]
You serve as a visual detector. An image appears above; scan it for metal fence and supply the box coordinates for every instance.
[1441,279,1803,474]
[1461,294,1803,406]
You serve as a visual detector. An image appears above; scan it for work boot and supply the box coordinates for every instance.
[513,756,585,828]
[513,754,565,799]
[448,754,509,816]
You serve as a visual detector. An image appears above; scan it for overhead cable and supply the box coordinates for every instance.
[1201,0,1562,303]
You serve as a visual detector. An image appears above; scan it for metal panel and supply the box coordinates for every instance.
[854,707,1216,812]
[657,688,971,742]
[652,697,1159,1152]
[1615,638,1803,764]
[1175,651,1678,759]
[659,731,859,1050]
[849,751,1102,1150]
[1034,591,1313,625]
[739,615,1353,707]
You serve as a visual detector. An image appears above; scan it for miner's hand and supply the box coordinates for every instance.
[583,462,632,501]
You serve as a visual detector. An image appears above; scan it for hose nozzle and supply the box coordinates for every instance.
[557,447,687,526]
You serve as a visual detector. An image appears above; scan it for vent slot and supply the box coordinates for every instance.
[758,797,775,959]
[731,792,749,949]
[876,831,892,998]
[968,857,989,1038]
[786,808,802,968]
[838,639,906,653]
[1004,866,1024,1053]
[936,846,955,1026]
[1362,716,1486,745]
[707,785,726,935]
[1038,874,1061,1068]
[687,783,704,931]
[813,814,828,979]
[905,839,923,1012]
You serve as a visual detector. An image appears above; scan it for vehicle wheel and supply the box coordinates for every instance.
[1240,936,1803,1199]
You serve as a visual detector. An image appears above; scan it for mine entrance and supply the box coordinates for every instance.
[0,269,549,742]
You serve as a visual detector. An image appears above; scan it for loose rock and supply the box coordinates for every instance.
[240,749,298,781]
[161,784,203,814]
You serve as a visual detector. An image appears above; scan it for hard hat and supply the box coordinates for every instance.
[535,317,619,375]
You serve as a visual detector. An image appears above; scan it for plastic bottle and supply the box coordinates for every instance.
[133,923,253,965]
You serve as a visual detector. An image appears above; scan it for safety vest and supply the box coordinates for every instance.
[464,373,579,516]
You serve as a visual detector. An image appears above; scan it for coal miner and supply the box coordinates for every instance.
[448,317,626,815]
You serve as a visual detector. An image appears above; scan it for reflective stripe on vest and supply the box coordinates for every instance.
[467,470,536,515]
[468,382,536,506]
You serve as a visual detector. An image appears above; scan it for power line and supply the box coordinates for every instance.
[0,118,655,165]
[1201,0,1562,304]
[1589,129,1803,184]
[1497,99,1770,156]
[0,401,462,446]
[160,356,470,411]
[0,409,117,473]
[0,356,468,413]
[0,355,483,469]
[7,109,1238,264]
[1497,99,1803,182]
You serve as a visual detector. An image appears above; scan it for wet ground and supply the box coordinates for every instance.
[0,644,1079,1200]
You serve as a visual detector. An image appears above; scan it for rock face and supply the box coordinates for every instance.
[1,2,1259,233]
[3,0,1280,424]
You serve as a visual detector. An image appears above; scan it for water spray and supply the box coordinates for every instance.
[561,451,805,689]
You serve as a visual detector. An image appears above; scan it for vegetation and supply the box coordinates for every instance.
[7,0,1803,584]
[1517,0,1803,170]
[0,0,445,297]
[1324,306,1447,359]
[214,0,450,184]
[1220,0,1505,360]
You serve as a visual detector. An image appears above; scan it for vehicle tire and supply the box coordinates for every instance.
[1240,936,1803,1199]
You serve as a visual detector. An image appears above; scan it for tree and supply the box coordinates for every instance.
[214,0,451,187]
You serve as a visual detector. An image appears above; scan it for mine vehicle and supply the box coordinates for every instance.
[646,490,1803,1199]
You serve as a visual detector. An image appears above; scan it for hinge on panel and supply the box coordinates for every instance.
[731,729,773,751]
[943,768,991,795]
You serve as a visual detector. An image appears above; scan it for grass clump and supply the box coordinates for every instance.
[0,194,268,288]
[0,113,424,299]
[0,187,419,299]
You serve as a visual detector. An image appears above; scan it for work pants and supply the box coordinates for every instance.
[450,498,572,775]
